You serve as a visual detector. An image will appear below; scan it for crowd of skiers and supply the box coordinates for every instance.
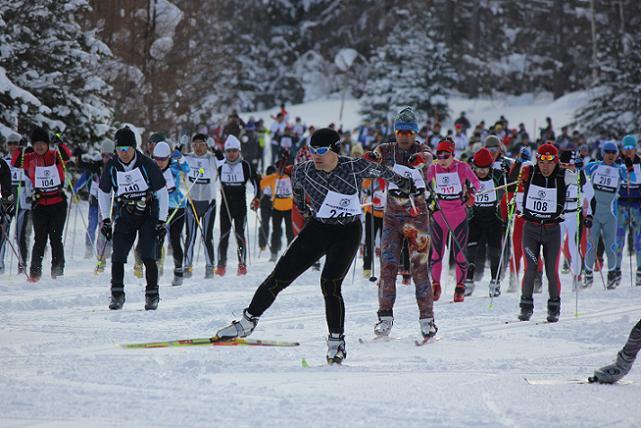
[0,104,639,376]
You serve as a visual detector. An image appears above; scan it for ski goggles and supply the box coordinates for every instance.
[436,151,451,160]
[395,130,415,136]
[153,156,169,162]
[603,149,618,155]
[310,146,331,155]
[115,146,133,152]
[537,153,556,161]
[473,166,490,174]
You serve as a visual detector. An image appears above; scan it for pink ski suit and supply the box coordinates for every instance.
[426,160,479,286]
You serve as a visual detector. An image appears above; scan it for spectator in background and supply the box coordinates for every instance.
[293,117,306,144]
[555,126,572,148]
[517,123,530,142]
[540,116,555,141]
[453,123,468,158]
[454,111,471,135]
[269,112,286,165]
[428,122,442,147]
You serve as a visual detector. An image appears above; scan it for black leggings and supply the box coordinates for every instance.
[271,209,293,254]
[31,201,67,277]
[247,219,362,334]
[363,212,383,270]
[218,202,246,266]
[162,208,185,272]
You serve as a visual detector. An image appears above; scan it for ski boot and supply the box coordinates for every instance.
[615,268,622,287]
[215,265,226,277]
[216,309,258,339]
[237,264,247,276]
[109,293,125,310]
[183,266,193,279]
[518,298,534,321]
[533,271,543,293]
[145,292,159,311]
[326,333,346,365]
[591,351,635,384]
[489,279,501,298]
[464,278,475,297]
[205,265,215,279]
[583,270,594,288]
[172,268,183,286]
[362,269,372,279]
[547,297,560,323]
[636,268,641,287]
[432,281,442,301]
[453,284,465,302]
[374,312,393,337]
[607,270,618,290]
[269,252,278,262]
[419,318,438,339]
[51,265,64,279]
[561,260,570,274]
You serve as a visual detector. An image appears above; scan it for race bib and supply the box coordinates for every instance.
[373,189,386,210]
[116,168,149,197]
[387,164,425,191]
[163,168,176,192]
[475,179,497,206]
[435,172,462,200]
[525,184,557,214]
[221,162,245,185]
[187,157,212,184]
[34,165,61,190]
[275,177,292,198]
[316,190,361,219]
[9,164,25,186]
[565,183,578,201]
[592,165,619,193]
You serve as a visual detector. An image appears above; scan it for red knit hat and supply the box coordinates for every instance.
[473,148,494,168]
[537,142,559,161]
[436,138,455,154]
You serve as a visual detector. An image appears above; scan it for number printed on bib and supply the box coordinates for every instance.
[275,177,292,198]
[387,164,425,191]
[525,184,557,214]
[10,165,25,185]
[34,165,61,190]
[316,190,361,219]
[475,179,497,206]
[593,165,619,193]
[187,158,212,184]
[116,168,149,198]
[435,172,462,199]
[221,162,245,185]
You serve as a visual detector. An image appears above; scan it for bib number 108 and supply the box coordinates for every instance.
[532,200,549,211]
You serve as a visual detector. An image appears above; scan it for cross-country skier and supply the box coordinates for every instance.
[361,176,385,278]
[215,135,259,276]
[591,318,641,383]
[582,141,629,288]
[98,127,168,310]
[516,143,573,322]
[615,135,641,286]
[259,155,293,262]
[153,142,190,286]
[182,133,222,279]
[365,107,437,339]
[214,128,413,364]
[426,137,480,302]
[12,127,71,282]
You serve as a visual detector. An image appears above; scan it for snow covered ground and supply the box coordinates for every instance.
[1,200,640,428]
[3,92,641,427]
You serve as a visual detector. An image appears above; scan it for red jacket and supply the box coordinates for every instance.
[12,144,70,206]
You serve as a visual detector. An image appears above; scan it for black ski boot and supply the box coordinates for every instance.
[109,293,125,310]
[547,297,560,323]
[607,270,618,289]
[145,292,159,311]
[489,279,501,298]
[326,333,346,365]
[583,270,594,288]
[518,298,534,321]
[636,268,641,287]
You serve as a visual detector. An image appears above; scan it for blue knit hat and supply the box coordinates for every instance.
[622,135,638,150]
[394,107,419,132]
[601,140,619,154]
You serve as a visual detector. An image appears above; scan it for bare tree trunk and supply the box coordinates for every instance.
[590,0,598,82]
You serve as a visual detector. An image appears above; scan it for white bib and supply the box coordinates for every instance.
[525,184,557,214]
[221,162,245,185]
[435,172,462,199]
[565,183,578,201]
[280,137,293,150]
[187,157,212,184]
[316,190,361,219]
[10,165,25,186]
[475,179,497,206]
[387,164,425,191]
[34,165,61,190]
[592,164,619,193]
[163,168,176,192]
[116,168,149,197]
[631,164,641,185]
[275,177,292,198]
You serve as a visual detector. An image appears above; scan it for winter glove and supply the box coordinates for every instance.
[172,149,183,160]
[213,148,224,161]
[624,157,634,170]
[363,151,382,163]
[408,152,428,168]
[520,147,531,162]
[100,218,113,241]
[465,192,476,208]
[155,220,167,241]
[584,215,593,229]
[250,197,260,211]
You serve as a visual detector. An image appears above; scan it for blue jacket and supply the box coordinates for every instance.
[164,159,191,209]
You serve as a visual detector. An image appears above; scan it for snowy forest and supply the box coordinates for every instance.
[1,0,640,144]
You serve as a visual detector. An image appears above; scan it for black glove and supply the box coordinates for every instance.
[583,215,593,229]
[624,157,634,170]
[213,148,224,161]
[100,218,113,240]
[155,220,167,241]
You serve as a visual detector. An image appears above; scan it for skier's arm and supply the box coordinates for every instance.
[292,163,307,211]
[156,187,169,222]
[582,172,594,216]
[351,157,411,193]
[245,161,260,199]
[0,159,11,198]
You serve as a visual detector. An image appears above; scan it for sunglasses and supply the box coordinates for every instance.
[603,150,618,154]
[436,151,451,160]
[310,146,331,155]
[474,166,490,173]
[395,130,415,136]
[153,156,169,162]
[115,146,131,152]
[537,154,556,161]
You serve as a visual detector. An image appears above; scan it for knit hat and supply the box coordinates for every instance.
[114,127,137,148]
[601,140,619,154]
[224,135,241,151]
[30,126,50,144]
[622,135,638,150]
[537,143,558,160]
[473,148,494,168]
[393,107,419,132]
[153,142,171,158]
[484,135,501,148]
[310,128,341,153]
[436,138,455,154]
[101,140,115,154]
[149,132,166,144]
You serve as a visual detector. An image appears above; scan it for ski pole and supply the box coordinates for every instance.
[368,180,378,282]
[575,168,582,317]
[0,218,29,281]
[627,174,633,288]
[166,169,201,225]
[474,180,519,196]
[95,193,114,272]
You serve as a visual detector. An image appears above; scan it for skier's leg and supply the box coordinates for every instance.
[429,213,447,285]
[487,220,502,281]
[29,205,48,279]
[615,204,628,271]
[378,214,403,315]
[593,318,641,383]
[407,214,433,320]
[465,217,482,282]
[182,204,197,269]
[284,210,293,244]
[542,224,562,300]
[49,200,67,274]
[520,222,542,316]
[271,210,283,255]
[202,202,216,268]
[169,209,185,271]
[603,214,619,272]
[234,209,247,264]
[217,201,232,267]
[451,210,469,285]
